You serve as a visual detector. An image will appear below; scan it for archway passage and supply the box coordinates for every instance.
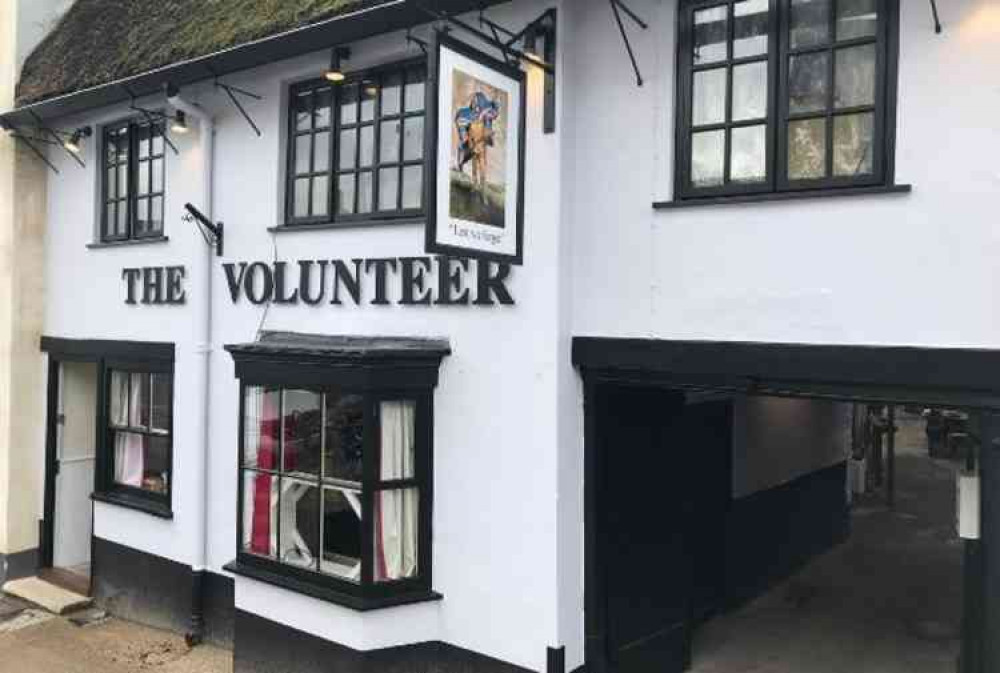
[576,339,1000,673]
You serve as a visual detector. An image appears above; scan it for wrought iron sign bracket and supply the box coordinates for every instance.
[0,120,62,173]
[609,0,649,87]
[184,202,224,257]
[414,2,558,133]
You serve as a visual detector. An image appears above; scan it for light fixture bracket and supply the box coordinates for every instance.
[184,202,224,257]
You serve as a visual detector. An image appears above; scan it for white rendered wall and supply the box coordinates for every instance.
[40,2,566,670]
[565,0,1000,347]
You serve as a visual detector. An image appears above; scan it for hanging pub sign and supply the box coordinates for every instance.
[425,31,526,266]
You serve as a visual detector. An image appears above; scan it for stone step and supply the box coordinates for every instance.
[2,577,91,615]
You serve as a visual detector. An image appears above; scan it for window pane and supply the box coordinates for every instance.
[732,61,768,121]
[242,470,278,558]
[117,201,128,236]
[374,488,419,582]
[244,386,280,469]
[693,6,728,66]
[110,370,128,426]
[731,124,767,183]
[338,175,356,215]
[116,131,129,162]
[321,488,362,581]
[380,120,401,164]
[293,179,310,218]
[379,401,416,481]
[112,432,145,487]
[138,128,150,159]
[359,126,374,167]
[118,163,129,196]
[314,132,330,172]
[136,199,149,232]
[144,435,170,494]
[105,203,117,238]
[295,135,312,174]
[150,197,163,230]
[405,70,426,112]
[833,112,874,176]
[107,167,117,199]
[138,163,150,196]
[378,168,399,211]
[691,130,726,188]
[295,91,312,132]
[358,171,373,213]
[279,479,320,569]
[837,0,877,41]
[312,176,329,217]
[282,389,322,476]
[692,68,727,126]
[151,130,163,157]
[788,118,827,180]
[130,372,149,428]
[788,52,830,114]
[402,165,423,209]
[403,117,424,161]
[790,0,831,48]
[314,88,332,129]
[360,82,376,122]
[324,393,364,483]
[339,130,357,170]
[734,0,769,58]
[835,44,876,109]
[381,72,402,116]
[105,134,118,165]
[151,373,170,433]
[340,85,358,125]
[151,158,163,193]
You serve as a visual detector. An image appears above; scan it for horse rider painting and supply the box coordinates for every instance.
[454,91,500,172]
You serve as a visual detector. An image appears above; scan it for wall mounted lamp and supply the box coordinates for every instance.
[324,47,352,83]
[63,126,92,154]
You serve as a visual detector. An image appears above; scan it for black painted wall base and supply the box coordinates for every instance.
[92,538,234,648]
[235,610,534,673]
[0,548,38,584]
[723,462,850,612]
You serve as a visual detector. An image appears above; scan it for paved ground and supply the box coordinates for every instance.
[690,413,965,673]
[0,604,232,673]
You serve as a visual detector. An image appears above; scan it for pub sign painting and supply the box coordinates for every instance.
[426,32,526,265]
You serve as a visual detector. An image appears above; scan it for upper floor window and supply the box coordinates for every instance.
[286,61,427,226]
[675,0,897,199]
[102,118,166,241]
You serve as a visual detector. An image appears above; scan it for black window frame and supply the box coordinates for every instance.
[93,358,174,518]
[100,116,167,242]
[674,0,899,201]
[284,58,428,227]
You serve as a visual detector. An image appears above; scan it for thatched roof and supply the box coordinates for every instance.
[16,0,376,106]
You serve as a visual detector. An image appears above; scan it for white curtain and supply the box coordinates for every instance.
[374,401,418,582]
[113,372,144,487]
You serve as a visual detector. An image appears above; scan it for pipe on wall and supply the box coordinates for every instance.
[166,91,214,646]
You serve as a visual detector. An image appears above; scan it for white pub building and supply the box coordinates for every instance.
[1,1,999,673]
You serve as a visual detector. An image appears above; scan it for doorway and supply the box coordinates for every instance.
[42,359,98,596]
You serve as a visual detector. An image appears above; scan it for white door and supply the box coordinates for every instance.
[53,361,97,571]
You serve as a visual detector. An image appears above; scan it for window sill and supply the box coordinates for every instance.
[269,217,424,233]
[91,491,173,519]
[223,560,442,612]
[87,236,170,249]
[653,184,912,210]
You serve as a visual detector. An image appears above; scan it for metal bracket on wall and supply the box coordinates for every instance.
[206,65,264,137]
[609,0,649,87]
[183,202,224,257]
[414,3,558,134]
[929,0,942,33]
[122,85,181,156]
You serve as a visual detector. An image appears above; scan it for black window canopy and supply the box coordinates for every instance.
[225,332,448,610]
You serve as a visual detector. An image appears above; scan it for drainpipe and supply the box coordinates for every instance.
[167,91,214,647]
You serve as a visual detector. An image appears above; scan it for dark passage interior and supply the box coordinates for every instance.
[594,386,968,673]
